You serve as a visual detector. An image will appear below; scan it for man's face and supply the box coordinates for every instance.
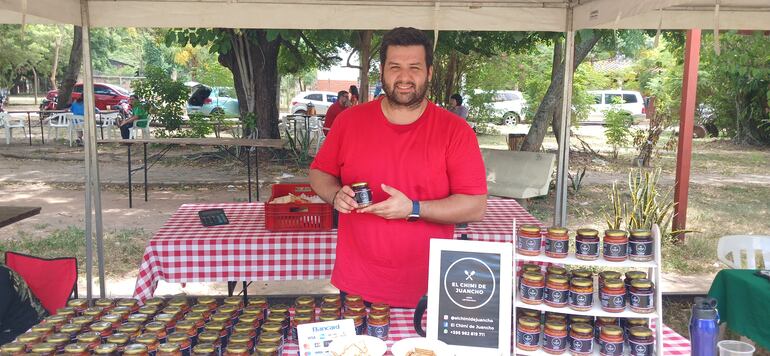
[381,45,432,108]
[450,98,458,107]
[339,94,350,107]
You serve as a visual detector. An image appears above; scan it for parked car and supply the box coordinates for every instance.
[586,90,646,124]
[45,83,132,110]
[473,89,527,125]
[290,91,338,115]
[187,85,240,117]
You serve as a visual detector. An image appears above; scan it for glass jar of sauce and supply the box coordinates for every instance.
[191,343,216,356]
[145,321,169,343]
[544,274,569,308]
[156,343,182,356]
[44,332,70,353]
[575,228,600,260]
[166,333,191,356]
[124,344,150,356]
[546,266,568,277]
[106,333,130,353]
[628,326,655,356]
[30,342,57,356]
[254,342,280,356]
[168,297,191,315]
[42,315,68,332]
[629,279,655,313]
[136,334,160,356]
[139,305,160,317]
[545,227,569,258]
[101,314,123,330]
[93,343,119,356]
[228,332,253,353]
[542,320,568,355]
[571,269,592,279]
[520,272,545,305]
[323,295,342,309]
[60,324,82,343]
[117,299,140,313]
[599,325,624,356]
[67,299,89,314]
[117,322,143,342]
[196,296,217,311]
[343,311,365,335]
[629,229,654,262]
[351,182,373,207]
[625,271,647,304]
[90,321,114,343]
[145,297,166,308]
[62,343,90,356]
[84,306,106,320]
[600,278,626,313]
[603,230,628,262]
[196,332,221,356]
[517,224,542,256]
[598,271,621,289]
[30,324,55,339]
[56,307,77,321]
[515,317,541,352]
[0,342,26,356]
[366,312,389,340]
[76,331,102,352]
[595,317,619,344]
[568,323,594,356]
[568,277,594,312]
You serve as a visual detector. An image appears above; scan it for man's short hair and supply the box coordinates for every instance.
[379,27,433,68]
[130,94,140,100]
[337,90,349,98]
[450,93,463,106]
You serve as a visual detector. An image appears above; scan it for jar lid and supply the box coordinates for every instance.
[118,322,142,333]
[168,297,189,307]
[197,331,220,343]
[71,316,94,326]
[221,296,240,305]
[249,296,268,305]
[158,343,181,353]
[185,312,204,322]
[17,331,43,342]
[90,321,112,332]
[295,296,315,305]
[571,269,592,279]
[154,313,176,323]
[544,312,566,322]
[94,343,119,354]
[60,324,82,333]
[145,297,166,307]
[56,307,76,315]
[625,271,647,280]
[84,306,105,316]
[631,278,654,289]
[242,305,264,315]
[351,182,368,188]
[233,322,254,333]
[118,298,139,307]
[261,322,283,333]
[101,314,122,323]
[167,332,190,343]
[604,278,624,289]
[45,333,71,344]
[1,342,26,353]
[124,344,149,355]
[319,313,339,322]
[255,342,280,352]
[196,296,216,305]
[145,321,167,332]
[107,333,130,344]
[229,332,251,344]
[570,277,593,287]
[368,312,388,322]
[371,303,389,312]
[31,324,54,333]
[269,303,289,313]
[629,326,653,338]
[342,311,363,322]
[601,325,624,336]
[77,331,102,343]
[546,274,569,284]
[518,316,540,328]
[597,317,618,324]
[605,229,627,237]
[570,323,593,334]
[348,304,366,313]
[519,224,541,233]
[522,271,544,282]
[94,298,115,307]
[576,228,599,236]
[193,343,216,354]
[136,333,159,345]
[521,264,541,273]
[295,313,313,323]
[164,306,183,314]
[238,314,258,323]
[321,303,339,312]
[547,226,568,235]
[630,229,652,237]
[544,320,567,331]
[204,321,225,331]
[323,295,340,303]
[626,318,648,326]
[31,343,57,353]
[599,271,621,280]
[345,295,362,303]
[546,266,567,276]
[210,313,230,322]
[112,306,131,315]
[569,316,592,324]
[64,343,89,354]
[518,308,540,318]
[138,306,159,315]
[267,314,285,323]
[295,305,314,315]
[67,298,88,307]
[259,332,282,344]
[191,304,210,314]
[44,314,68,323]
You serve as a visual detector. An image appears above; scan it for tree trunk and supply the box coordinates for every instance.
[32,67,38,105]
[357,30,373,103]
[550,38,564,145]
[50,31,63,90]
[218,29,281,139]
[443,50,459,105]
[57,26,83,110]
[521,33,602,152]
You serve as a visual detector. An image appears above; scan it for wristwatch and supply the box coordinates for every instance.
[407,200,420,222]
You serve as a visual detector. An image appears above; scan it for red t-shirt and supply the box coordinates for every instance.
[322,101,346,135]
[310,98,487,307]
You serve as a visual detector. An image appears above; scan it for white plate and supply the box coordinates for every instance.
[328,335,388,356]
[391,337,454,356]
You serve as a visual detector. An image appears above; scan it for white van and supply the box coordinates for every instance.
[586,90,646,124]
[473,89,527,125]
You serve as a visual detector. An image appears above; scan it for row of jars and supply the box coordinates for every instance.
[517,225,655,262]
[515,310,655,356]
[518,266,655,314]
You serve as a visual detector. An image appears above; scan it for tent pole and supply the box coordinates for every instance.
[554,5,575,227]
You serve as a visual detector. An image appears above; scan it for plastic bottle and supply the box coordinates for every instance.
[689,297,720,356]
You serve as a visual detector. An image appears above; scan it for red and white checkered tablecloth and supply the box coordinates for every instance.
[132,200,540,302]
[280,309,690,355]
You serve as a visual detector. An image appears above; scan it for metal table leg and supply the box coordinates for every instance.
[27,113,32,146]
[255,148,260,201]
[39,115,45,144]
[128,144,133,208]
[247,146,252,202]
[143,142,148,202]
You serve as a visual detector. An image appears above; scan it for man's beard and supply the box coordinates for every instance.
[383,76,429,108]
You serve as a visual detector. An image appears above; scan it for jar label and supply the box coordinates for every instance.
[569,290,594,308]
[629,241,654,257]
[545,239,568,254]
[600,292,626,310]
[354,322,366,336]
[576,241,599,257]
[569,335,594,353]
[517,236,542,252]
[180,345,191,356]
[629,340,654,356]
[516,329,540,347]
[520,283,544,302]
[603,242,628,258]
[544,287,569,305]
[630,291,654,309]
[600,340,624,356]
[543,333,567,352]
[367,323,389,341]
[354,189,372,205]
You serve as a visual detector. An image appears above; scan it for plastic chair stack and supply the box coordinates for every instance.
[0,112,27,145]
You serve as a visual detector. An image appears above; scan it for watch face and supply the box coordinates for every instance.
[407,215,419,222]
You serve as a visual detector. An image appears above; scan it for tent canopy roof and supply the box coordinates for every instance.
[1,0,769,31]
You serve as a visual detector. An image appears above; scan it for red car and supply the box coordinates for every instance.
[45,83,132,110]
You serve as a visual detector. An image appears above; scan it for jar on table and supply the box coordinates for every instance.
[101,314,123,330]
[62,343,90,356]
[598,325,624,356]
[218,304,239,323]
[191,343,216,356]
[190,305,211,322]
[266,314,289,340]
[67,299,89,315]
[320,302,340,318]
[136,333,160,356]
[570,269,592,280]
[520,271,545,305]
[44,332,70,353]
[545,226,570,258]
[250,296,269,316]
[195,296,216,311]
[366,312,390,340]
[90,321,114,343]
[515,317,541,352]
[294,295,315,309]
[517,224,543,256]
[598,271,621,289]
[95,298,116,311]
[629,279,655,313]
[76,331,102,352]
[117,298,140,313]
[106,333,130,353]
[323,295,342,309]
[254,342,281,356]
[242,305,265,324]
[261,322,283,336]
[223,296,244,311]
[139,305,161,317]
[603,230,628,262]
[544,274,569,308]
[600,278,626,313]
[71,315,94,329]
[344,294,362,307]
[93,343,119,356]
[292,314,313,341]
[84,306,106,320]
[166,333,192,356]
[203,322,228,350]
[30,342,57,356]
[169,297,192,315]
[519,263,542,290]
[42,314,68,332]
[594,317,620,344]
[239,313,261,331]
[295,305,315,320]
[343,311,366,335]
[145,321,169,343]
[59,324,82,343]
[624,271,647,303]
[543,320,568,355]
[575,228,600,260]
[56,307,77,321]
[257,332,283,355]
[624,318,649,340]
[371,303,390,314]
[124,343,150,356]
[162,306,183,322]
[629,229,654,262]
[320,312,339,322]
[30,324,55,339]
[568,323,594,356]
[209,313,233,336]
[268,304,289,319]
[144,297,165,308]
[184,312,207,336]
[118,322,143,342]
[111,306,132,321]
[228,332,254,353]
[156,343,183,356]
[568,277,594,312]
[1,342,26,356]
[196,332,221,356]
[628,326,655,356]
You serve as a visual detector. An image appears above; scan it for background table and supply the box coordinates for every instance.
[708,269,770,350]
[0,206,41,228]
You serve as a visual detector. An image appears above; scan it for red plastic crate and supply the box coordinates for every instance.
[265,184,333,232]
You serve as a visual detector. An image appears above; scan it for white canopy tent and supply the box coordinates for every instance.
[1,0,769,299]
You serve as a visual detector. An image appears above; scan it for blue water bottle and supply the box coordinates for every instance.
[690,297,720,356]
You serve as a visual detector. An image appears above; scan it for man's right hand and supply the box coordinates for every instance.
[334,185,359,213]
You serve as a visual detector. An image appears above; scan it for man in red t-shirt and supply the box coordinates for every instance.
[309,27,487,307]
[322,90,350,136]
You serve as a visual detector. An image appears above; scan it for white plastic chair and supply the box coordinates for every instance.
[0,112,27,145]
[69,114,84,147]
[717,235,770,269]
[309,116,326,154]
[45,112,71,143]
[97,112,119,139]
[129,117,151,139]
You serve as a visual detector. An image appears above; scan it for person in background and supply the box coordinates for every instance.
[306,102,317,116]
[69,96,100,146]
[448,93,469,120]
[0,266,48,345]
[119,94,148,139]
[349,85,360,106]
[322,90,350,136]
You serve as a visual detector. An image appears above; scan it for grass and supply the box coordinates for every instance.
[0,225,149,277]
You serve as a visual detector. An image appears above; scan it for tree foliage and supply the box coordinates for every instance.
[131,67,189,137]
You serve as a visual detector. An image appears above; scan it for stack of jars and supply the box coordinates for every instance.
[516,225,656,262]
[337,295,390,340]
[514,310,655,356]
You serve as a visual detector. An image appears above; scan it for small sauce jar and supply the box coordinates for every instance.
[228,332,254,353]
[366,312,390,340]
[517,224,542,256]
[628,326,655,356]
[545,227,569,258]
[62,343,90,356]
[542,320,568,355]
[136,334,160,356]
[568,277,594,312]
[598,271,621,289]
[196,296,217,311]
[111,306,132,321]
[166,333,191,356]
[629,279,655,313]
[320,303,341,317]
[67,299,89,314]
[145,321,169,343]
[371,303,390,314]
[261,322,283,336]
[117,322,143,342]
[295,305,314,318]
[242,305,265,323]
[515,317,541,352]
[171,320,198,348]
[268,304,289,319]
[519,264,542,290]
[599,325,624,356]
[603,230,628,262]
[320,312,339,322]
[145,297,166,309]
[93,343,119,356]
[106,333,130,353]
[196,333,221,356]
[292,314,313,342]
[90,321,114,343]
[239,313,261,330]
[595,317,620,344]
[117,299,140,313]
[600,278,626,313]
[30,342,57,356]
[571,269,592,280]
[124,344,150,356]
[42,315,68,332]
[520,272,545,305]
[71,315,94,329]
[351,182,373,207]
[544,274,569,308]
[343,311,365,335]
[44,332,70,353]
[575,229,600,260]
[190,304,212,320]
[323,295,342,309]
[56,307,77,321]
[60,324,82,343]
[168,297,191,315]
[95,298,116,310]
[223,297,244,317]
[625,271,647,303]
[156,343,183,356]
[568,323,594,356]
[203,322,228,349]
[84,306,106,320]
[0,342,26,356]
[101,314,123,330]
[30,324,55,338]
[191,343,216,356]
[569,315,593,328]
[184,312,207,335]
[139,305,160,317]
[76,331,102,352]
[295,295,315,309]
[254,342,280,356]
[629,229,654,262]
